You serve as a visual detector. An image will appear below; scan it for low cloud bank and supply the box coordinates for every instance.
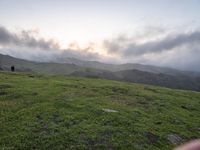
[0,26,102,62]
[103,29,200,72]
[104,31,200,56]
[0,25,200,72]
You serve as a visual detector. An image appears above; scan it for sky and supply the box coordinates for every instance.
[0,0,200,71]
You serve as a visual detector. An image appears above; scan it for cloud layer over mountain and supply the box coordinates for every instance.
[0,26,102,62]
[0,26,200,72]
[103,28,200,72]
[104,31,200,56]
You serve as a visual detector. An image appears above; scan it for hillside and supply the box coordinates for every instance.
[1,54,200,77]
[0,71,200,149]
[1,54,200,91]
[70,69,200,92]
[115,69,200,91]
[0,54,91,74]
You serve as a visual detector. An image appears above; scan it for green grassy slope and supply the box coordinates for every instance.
[0,54,90,75]
[0,71,200,150]
[1,54,200,92]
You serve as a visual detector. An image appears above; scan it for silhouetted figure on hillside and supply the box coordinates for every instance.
[11,66,15,72]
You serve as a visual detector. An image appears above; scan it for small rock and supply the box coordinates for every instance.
[43,124,48,129]
[102,108,118,113]
[167,134,183,145]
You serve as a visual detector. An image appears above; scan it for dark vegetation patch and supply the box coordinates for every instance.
[0,91,7,96]
[28,75,35,78]
[144,86,159,93]
[64,118,82,128]
[144,132,160,144]
[5,92,23,99]
[0,83,13,89]
[0,84,13,96]
[31,92,38,96]
[110,96,137,106]
[181,104,196,111]
[111,86,129,94]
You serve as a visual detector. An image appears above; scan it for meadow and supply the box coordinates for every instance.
[0,72,200,149]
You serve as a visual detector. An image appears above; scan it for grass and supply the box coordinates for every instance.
[0,71,200,150]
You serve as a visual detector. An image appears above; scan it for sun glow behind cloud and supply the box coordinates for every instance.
[0,0,200,71]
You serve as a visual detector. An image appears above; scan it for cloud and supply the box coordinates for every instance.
[0,26,59,50]
[133,46,200,72]
[0,47,101,63]
[104,30,200,57]
[1,25,200,72]
[0,26,103,62]
[103,28,200,72]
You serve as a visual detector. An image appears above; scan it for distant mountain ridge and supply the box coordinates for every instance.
[0,53,200,91]
[52,56,200,77]
[1,53,199,76]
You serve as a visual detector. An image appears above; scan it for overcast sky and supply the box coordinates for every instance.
[0,0,200,72]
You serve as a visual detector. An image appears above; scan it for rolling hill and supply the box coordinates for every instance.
[0,71,200,149]
[0,53,200,91]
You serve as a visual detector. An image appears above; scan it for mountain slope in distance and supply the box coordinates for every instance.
[0,53,200,91]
